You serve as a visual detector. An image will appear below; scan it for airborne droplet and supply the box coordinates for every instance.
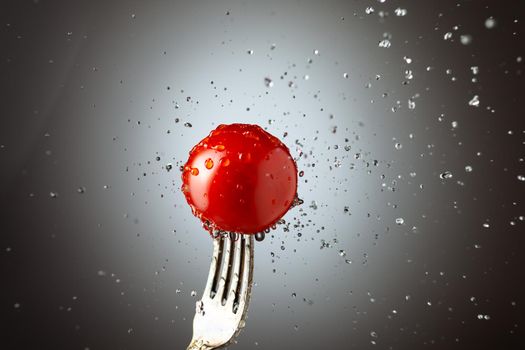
[485,17,497,29]
[378,39,391,48]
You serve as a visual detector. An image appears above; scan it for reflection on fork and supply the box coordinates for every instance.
[187,234,254,350]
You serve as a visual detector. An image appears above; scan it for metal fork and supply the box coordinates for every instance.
[187,234,254,350]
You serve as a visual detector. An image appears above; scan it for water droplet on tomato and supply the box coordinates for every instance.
[221,158,230,167]
[205,158,214,169]
[191,168,199,176]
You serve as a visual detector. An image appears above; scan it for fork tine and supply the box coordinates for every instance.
[202,237,222,298]
[225,237,243,307]
[216,236,233,301]
[236,235,254,312]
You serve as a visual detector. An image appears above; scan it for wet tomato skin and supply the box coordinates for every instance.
[181,123,297,234]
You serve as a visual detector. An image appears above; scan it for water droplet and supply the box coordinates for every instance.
[483,223,490,228]
[343,72,349,79]
[339,250,346,257]
[184,122,192,128]
[465,165,473,172]
[303,74,309,80]
[191,290,197,297]
[378,39,391,48]
[403,56,412,64]
[444,32,453,40]
[394,142,402,150]
[313,49,319,55]
[394,8,407,16]
[49,191,58,198]
[395,217,404,225]
[247,49,254,55]
[264,77,274,88]
[517,175,525,182]
[460,34,472,45]
[191,168,199,176]
[451,121,458,128]
[440,171,453,179]
[485,17,497,29]
[165,163,173,172]
[221,158,230,167]
[255,232,265,241]
[205,158,214,169]
[292,195,304,207]
[77,187,86,194]
[299,170,304,177]
[469,95,480,107]
[365,6,375,15]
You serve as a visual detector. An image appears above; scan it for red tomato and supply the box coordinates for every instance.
[181,123,298,234]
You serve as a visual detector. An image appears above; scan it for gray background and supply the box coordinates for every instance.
[1,0,524,349]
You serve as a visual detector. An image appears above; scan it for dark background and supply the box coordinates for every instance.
[1,0,524,349]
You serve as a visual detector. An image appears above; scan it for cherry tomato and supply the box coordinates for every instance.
[181,123,297,234]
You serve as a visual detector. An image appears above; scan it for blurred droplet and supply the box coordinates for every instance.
[485,17,497,29]
[460,34,473,45]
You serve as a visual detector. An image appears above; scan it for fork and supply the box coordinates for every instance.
[187,234,254,350]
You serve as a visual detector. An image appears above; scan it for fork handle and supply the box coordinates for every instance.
[187,339,213,350]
